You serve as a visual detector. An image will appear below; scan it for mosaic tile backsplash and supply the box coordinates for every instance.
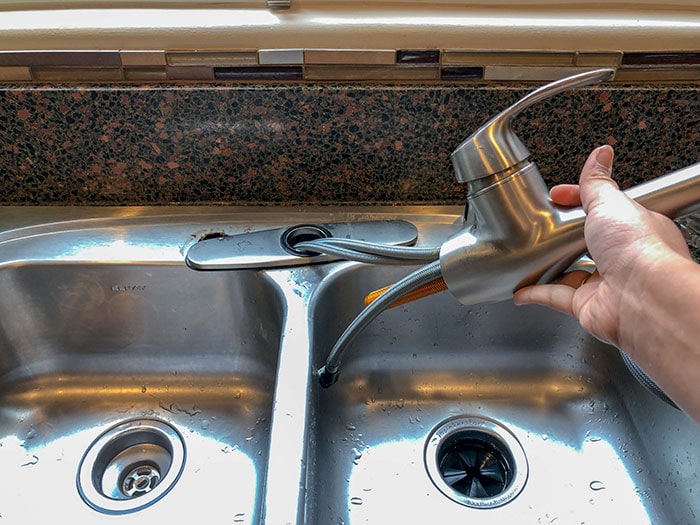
[0,83,698,205]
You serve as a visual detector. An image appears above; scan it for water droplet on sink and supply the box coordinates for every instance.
[352,448,362,464]
[589,480,606,491]
[350,497,363,505]
[345,423,356,431]
[21,454,39,467]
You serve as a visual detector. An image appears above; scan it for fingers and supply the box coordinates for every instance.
[513,270,597,316]
[553,269,595,288]
[513,282,577,316]
[550,184,581,206]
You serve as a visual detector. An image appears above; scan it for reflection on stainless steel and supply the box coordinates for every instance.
[0,206,697,524]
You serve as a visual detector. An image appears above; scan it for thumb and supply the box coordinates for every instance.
[579,145,624,215]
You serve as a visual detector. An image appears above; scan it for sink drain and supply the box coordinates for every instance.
[77,419,186,514]
[425,416,528,508]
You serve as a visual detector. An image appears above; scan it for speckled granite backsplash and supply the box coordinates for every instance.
[0,83,698,205]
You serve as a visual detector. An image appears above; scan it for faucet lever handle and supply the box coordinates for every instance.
[451,68,615,184]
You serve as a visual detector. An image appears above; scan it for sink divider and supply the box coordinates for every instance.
[261,269,319,525]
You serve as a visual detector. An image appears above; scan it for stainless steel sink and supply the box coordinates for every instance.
[0,206,697,525]
[0,208,285,524]
[304,260,698,524]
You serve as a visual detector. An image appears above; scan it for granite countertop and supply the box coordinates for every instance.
[0,83,698,206]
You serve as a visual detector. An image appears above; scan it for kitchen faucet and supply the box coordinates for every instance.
[318,68,700,388]
[441,68,700,304]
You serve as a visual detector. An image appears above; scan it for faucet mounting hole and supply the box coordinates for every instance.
[281,224,332,256]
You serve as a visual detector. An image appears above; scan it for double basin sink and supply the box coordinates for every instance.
[0,206,696,524]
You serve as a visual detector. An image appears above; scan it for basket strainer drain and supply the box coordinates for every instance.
[425,416,528,508]
[77,419,186,514]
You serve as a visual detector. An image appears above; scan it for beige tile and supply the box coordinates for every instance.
[166,51,257,67]
[258,49,304,65]
[165,66,215,80]
[484,66,602,81]
[575,51,622,67]
[304,49,396,65]
[124,67,168,81]
[0,66,31,81]
[304,65,438,81]
[31,67,123,81]
[120,50,167,67]
[443,50,574,66]
[614,67,700,82]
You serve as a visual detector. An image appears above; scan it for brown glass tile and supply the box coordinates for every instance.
[0,51,121,67]
[304,49,396,65]
[120,50,167,67]
[484,66,600,81]
[440,67,483,81]
[443,50,575,66]
[622,52,700,66]
[0,66,32,81]
[31,67,123,81]
[124,67,168,81]
[166,51,258,67]
[304,65,438,81]
[575,51,622,67]
[166,66,215,80]
[614,67,700,82]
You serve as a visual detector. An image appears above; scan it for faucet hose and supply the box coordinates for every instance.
[317,260,443,388]
[364,277,448,309]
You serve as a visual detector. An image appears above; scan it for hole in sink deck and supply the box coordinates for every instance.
[305,264,699,524]
[280,224,331,256]
[0,262,285,523]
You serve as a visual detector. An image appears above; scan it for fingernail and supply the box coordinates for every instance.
[595,145,613,169]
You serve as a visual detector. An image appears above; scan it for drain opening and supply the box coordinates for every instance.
[438,432,512,499]
[280,224,332,256]
[121,463,161,497]
[425,416,528,508]
[78,419,186,515]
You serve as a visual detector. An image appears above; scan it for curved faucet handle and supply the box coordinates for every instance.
[451,68,615,183]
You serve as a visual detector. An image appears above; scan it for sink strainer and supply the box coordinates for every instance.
[425,416,528,508]
[77,419,186,514]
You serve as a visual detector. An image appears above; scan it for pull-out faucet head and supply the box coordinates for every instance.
[440,67,700,307]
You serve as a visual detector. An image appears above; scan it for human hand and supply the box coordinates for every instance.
[513,145,693,349]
